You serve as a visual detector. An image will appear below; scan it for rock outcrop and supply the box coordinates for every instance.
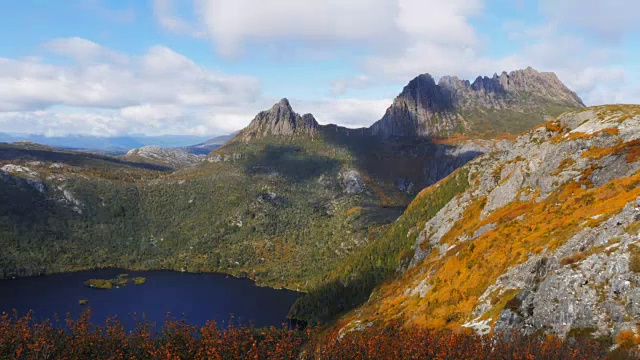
[235,98,318,142]
[370,67,585,138]
[124,146,202,168]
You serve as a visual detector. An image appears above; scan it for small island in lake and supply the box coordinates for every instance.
[79,298,88,305]
[84,275,147,290]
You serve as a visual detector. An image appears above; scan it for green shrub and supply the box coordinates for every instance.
[84,279,113,289]
[630,245,640,273]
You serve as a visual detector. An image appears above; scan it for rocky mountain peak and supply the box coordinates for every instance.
[275,97,291,107]
[270,98,295,115]
[438,75,471,90]
[234,99,319,142]
[370,67,585,139]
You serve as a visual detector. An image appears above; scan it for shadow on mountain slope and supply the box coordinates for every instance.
[243,143,342,182]
[318,126,484,190]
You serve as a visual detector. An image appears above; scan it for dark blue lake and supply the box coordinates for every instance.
[0,269,302,330]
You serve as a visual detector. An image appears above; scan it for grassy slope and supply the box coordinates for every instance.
[460,100,577,137]
[289,168,470,323]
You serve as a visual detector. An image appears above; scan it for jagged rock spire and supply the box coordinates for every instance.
[235,98,318,142]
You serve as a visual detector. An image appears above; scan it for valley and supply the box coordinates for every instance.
[3,68,640,357]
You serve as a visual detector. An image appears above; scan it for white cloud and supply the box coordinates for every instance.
[6,1,640,137]
[295,98,391,129]
[185,0,499,85]
[188,0,502,92]
[0,96,389,137]
[539,0,640,40]
[334,0,639,106]
[501,19,635,106]
[0,37,265,136]
[45,37,129,64]
[0,36,398,136]
[0,38,261,111]
[194,0,401,57]
[189,0,484,60]
[0,104,266,137]
[395,0,482,46]
[330,75,373,97]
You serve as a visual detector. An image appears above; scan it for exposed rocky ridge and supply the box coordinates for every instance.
[336,105,640,345]
[370,67,585,138]
[234,98,319,142]
[124,145,202,168]
[232,67,583,145]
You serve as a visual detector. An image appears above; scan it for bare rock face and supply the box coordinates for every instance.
[236,98,318,142]
[339,169,365,195]
[125,146,202,168]
[370,67,585,138]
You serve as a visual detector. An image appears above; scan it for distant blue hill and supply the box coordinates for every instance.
[0,133,216,153]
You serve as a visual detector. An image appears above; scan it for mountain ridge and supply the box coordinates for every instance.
[227,67,583,144]
[370,67,585,138]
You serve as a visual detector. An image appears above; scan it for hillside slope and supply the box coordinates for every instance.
[334,105,640,344]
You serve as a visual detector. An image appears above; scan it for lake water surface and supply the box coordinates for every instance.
[0,269,302,330]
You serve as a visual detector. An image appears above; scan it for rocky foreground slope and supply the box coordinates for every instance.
[335,105,640,343]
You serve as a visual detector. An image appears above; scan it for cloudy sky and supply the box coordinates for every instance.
[1,0,639,137]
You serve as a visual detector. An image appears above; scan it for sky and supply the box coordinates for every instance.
[0,0,639,137]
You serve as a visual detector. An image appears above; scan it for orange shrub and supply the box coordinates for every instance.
[0,311,620,359]
[615,330,637,348]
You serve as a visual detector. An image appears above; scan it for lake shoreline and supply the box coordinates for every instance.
[0,268,304,330]
[1,265,304,293]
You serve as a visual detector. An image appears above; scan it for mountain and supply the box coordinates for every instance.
[310,105,640,344]
[122,146,203,169]
[232,98,319,143]
[371,67,585,138]
[0,133,212,153]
